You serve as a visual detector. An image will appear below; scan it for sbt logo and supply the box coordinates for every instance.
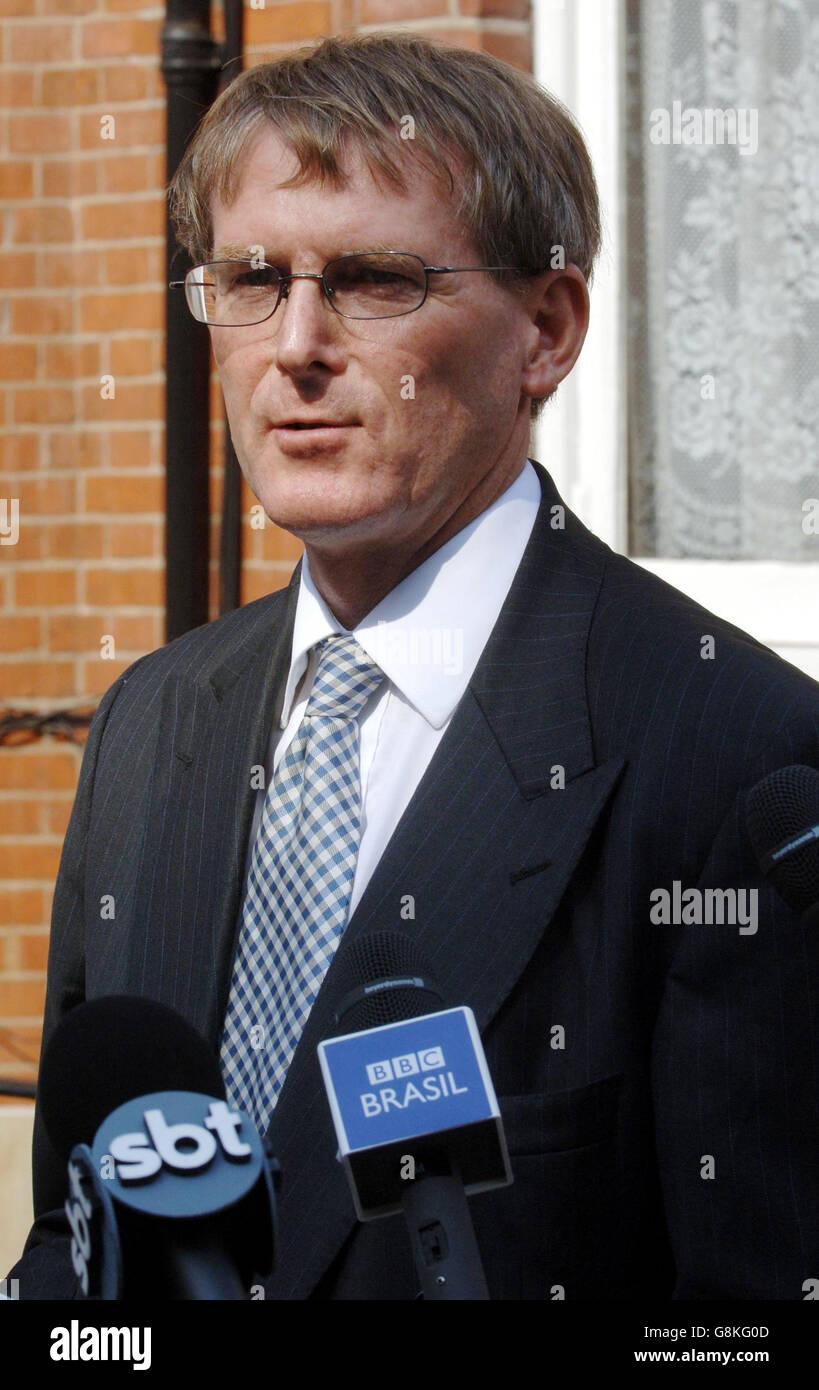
[366,1046,445,1084]
[109,1100,251,1184]
[65,1154,96,1295]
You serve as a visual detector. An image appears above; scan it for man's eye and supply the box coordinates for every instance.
[231,267,275,290]
[355,268,404,284]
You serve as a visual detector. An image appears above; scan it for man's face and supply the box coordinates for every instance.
[209,127,554,560]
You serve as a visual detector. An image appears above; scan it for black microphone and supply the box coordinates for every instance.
[318,932,512,1300]
[39,996,279,1300]
[746,764,819,929]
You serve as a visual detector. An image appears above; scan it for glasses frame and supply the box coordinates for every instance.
[169,249,540,325]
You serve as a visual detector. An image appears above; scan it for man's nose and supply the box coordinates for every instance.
[273,275,344,376]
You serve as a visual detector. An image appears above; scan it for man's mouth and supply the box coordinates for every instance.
[274,419,355,429]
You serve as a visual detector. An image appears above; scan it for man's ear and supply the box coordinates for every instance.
[520,263,590,404]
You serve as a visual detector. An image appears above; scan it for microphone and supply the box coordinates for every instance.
[318,932,512,1300]
[746,765,819,929]
[38,996,279,1300]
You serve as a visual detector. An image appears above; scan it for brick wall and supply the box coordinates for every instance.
[0,0,532,1093]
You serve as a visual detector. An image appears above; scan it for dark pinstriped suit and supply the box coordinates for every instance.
[13,461,819,1299]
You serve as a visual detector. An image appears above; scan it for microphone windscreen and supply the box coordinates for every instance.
[39,995,225,1160]
[745,764,819,915]
[331,931,444,1033]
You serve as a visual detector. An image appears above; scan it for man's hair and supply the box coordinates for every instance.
[168,31,601,418]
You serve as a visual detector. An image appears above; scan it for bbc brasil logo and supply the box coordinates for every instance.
[366,1046,445,1085]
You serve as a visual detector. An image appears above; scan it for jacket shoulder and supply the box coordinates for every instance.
[106,583,294,700]
[587,545,819,766]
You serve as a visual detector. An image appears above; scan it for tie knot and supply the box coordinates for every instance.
[304,634,384,722]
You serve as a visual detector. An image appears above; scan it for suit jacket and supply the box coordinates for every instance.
[12,461,819,1300]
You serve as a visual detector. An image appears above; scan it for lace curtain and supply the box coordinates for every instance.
[626,0,819,558]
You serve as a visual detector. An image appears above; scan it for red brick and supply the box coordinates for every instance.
[14,568,78,608]
[0,434,39,470]
[41,247,104,290]
[0,978,48,1016]
[104,244,163,286]
[15,477,76,515]
[356,0,445,17]
[43,522,106,559]
[40,68,99,106]
[3,661,76,698]
[47,614,112,653]
[47,431,103,470]
[79,291,162,334]
[41,158,99,198]
[36,0,96,11]
[18,933,50,972]
[85,567,163,606]
[0,843,62,880]
[99,151,153,196]
[8,23,74,63]
[112,613,161,650]
[0,71,35,105]
[80,380,163,422]
[0,889,48,927]
[85,474,162,513]
[109,337,162,376]
[458,0,529,11]
[8,113,74,155]
[0,343,37,380]
[0,161,34,199]
[245,2,332,43]
[480,31,532,70]
[0,752,79,794]
[11,205,75,244]
[47,802,72,836]
[109,429,159,469]
[0,251,36,288]
[81,197,164,240]
[0,616,41,652]
[82,19,161,59]
[242,565,294,604]
[43,341,101,380]
[9,298,73,336]
[81,657,137,691]
[10,522,44,562]
[108,520,161,558]
[79,107,164,150]
[0,801,43,836]
[99,64,149,103]
[12,388,75,425]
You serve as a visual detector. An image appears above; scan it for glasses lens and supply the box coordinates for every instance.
[324,253,426,319]
[186,261,280,325]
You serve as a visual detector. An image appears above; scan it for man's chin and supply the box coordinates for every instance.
[255,489,392,545]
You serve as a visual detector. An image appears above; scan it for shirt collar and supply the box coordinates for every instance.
[280,458,542,730]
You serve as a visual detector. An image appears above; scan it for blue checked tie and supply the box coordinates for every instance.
[220,634,385,1134]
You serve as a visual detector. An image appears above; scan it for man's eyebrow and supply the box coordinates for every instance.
[209,240,418,261]
[211,242,260,260]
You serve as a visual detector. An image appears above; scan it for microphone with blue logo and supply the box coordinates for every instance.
[38,996,279,1300]
[318,932,512,1300]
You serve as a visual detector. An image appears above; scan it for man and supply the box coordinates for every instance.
[12,32,819,1299]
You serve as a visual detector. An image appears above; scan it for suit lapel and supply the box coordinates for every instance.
[265,464,627,1297]
[126,563,302,1045]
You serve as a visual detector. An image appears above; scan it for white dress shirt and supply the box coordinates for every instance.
[243,457,542,917]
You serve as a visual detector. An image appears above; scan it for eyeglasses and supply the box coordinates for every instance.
[169,250,536,326]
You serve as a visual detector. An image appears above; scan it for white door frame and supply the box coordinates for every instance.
[531,0,819,680]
